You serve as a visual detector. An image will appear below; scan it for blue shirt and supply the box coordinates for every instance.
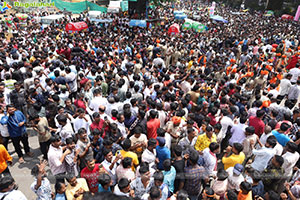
[0,110,26,138]
[272,130,291,147]
[162,166,176,193]
[55,193,66,200]
[98,184,111,193]
[156,146,171,170]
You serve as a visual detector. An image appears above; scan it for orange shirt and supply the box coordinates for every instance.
[238,191,252,200]
[0,144,12,173]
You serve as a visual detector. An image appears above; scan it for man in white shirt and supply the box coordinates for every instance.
[228,116,247,146]
[282,142,299,178]
[142,139,157,166]
[102,148,122,185]
[114,178,133,197]
[251,136,276,172]
[278,74,292,101]
[219,108,234,143]
[55,114,74,144]
[0,176,27,200]
[47,135,71,183]
[89,89,108,113]
[289,66,300,84]
[202,142,219,176]
[226,164,244,191]
[73,108,91,135]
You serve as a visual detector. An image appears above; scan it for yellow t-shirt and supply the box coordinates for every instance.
[118,150,139,171]
[65,178,89,200]
[194,133,217,152]
[222,153,246,170]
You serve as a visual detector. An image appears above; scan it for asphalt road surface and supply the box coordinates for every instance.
[6,130,55,200]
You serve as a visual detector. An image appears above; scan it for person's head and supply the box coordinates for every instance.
[77,128,87,140]
[50,135,61,148]
[55,182,66,194]
[139,165,150,181]
[153,171,164,186]
[271,155,284,168]
[163,159,171,171]
[0,176,17,193]
[256,109,265,119]
[149,186,161,200]
[147,138,157,151]
[66,173,77,187]
[240,181,252,194]
[225,190,237,200]
[280,122,290,132]
[149,110,157,119]
[86,158,96,171]
[134,126,142,138]
[173,144,183,157]
[122,139,131,151]
[264,190,280,200]
[285,141,298,153]
[92,112,101,123]
[232,143,243,154]
[187,127,197,139]
[98,173,112,189]
[99,105,106,113]
[188,151,199,165]
[209,142,220,154]
[122,157,132,169]
[216,169,228,181]
[205,126,213,138]
[245,126,255,136]
[57,114,67,126]
[65,137,75,150]
[103,148,113,163]
[6,105,16,115]
[233,164,244,176]
[157,137,166,147]
[118,178,130,193]
[202,187,216,200]
[266,136,277,148]
[31,163,47,178]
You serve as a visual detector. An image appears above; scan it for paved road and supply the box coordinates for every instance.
[7,130,55,200]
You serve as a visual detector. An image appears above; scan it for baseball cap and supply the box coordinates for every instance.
[157,137,165,146]
[233,164,243,175]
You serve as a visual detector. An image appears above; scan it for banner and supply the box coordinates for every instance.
[295,5,300,21]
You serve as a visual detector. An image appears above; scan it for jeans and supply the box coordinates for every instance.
[11,134,30,158]
[39,140,51,160]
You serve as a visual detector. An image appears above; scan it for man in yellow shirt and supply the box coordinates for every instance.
[222,143,245,170]
[194,126,217,152]
[117,139,139,171]
[65,174,89,200]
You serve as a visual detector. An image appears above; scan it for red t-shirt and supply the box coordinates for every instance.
[147,118,160,139]
[80,164,101,193]
[90,119,106,138]
[74,99,86,110]
[249,116,265,137]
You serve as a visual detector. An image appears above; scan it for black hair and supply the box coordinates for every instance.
[233,143,243,153]
[122,157,132,168]
[153,171,164,182]
[98,173,111,187]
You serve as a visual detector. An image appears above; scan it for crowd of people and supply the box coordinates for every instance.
[0,0,300,200]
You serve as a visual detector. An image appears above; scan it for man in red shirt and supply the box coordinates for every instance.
[80,158,107,193]
[90,112,106,138]
[249,109,265,137]
[147,110,160,139]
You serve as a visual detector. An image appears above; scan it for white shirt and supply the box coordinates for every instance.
[142,148,156,165]
[114,185,130,197]
[73,115,91,135]
[56,123,74,144]
[226,167,244,191]
[0,190,27,200]
[268,89,279,99]
[251,147,275,172]
[279,78,292,95]
[229,123,247,146]
[202,148,217,176]
[102,157,118,184]
[282,151,300,177]
[116,121,127,138]
[47,145,66,175]
[0,113,9,137]
[89,96,108,113]
[289,68,300,83]
[219,116,234,142]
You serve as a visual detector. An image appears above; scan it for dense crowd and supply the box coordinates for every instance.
[0,1,300,200]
